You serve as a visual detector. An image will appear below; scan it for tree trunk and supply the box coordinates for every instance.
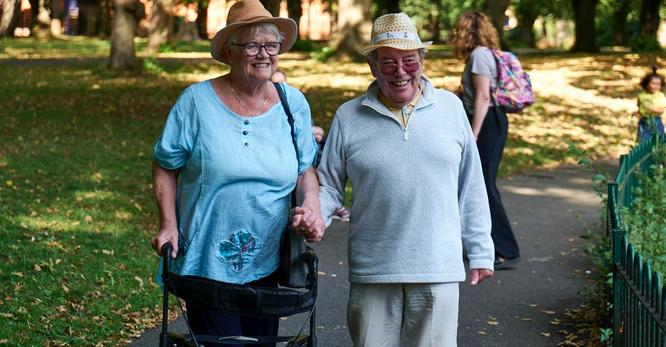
[570,0,599,52]
[0,0,19,36]
[99,0,111,37]
[287,0,302,39]
[515,11,538,48]
[638,0,660,38]
[196,0,207,39]
[328,0,372,62]
[79,1,101,36]
[146,0,172,54]
[612,0,630,46]
[260,0,280,16]
[109,0,144,69]
[482,0,510,49]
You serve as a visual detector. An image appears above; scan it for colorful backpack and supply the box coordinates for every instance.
[491,49,534,113]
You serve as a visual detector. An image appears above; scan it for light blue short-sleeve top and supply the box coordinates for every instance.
[154,80,317,284]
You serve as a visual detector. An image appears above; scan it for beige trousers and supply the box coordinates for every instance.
[347,282,459,347]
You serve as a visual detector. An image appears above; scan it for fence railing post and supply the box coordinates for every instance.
[609,183,623,347]
[609,132,666,347]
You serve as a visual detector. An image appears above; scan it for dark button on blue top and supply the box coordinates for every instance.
[244,120,250,125]
[244,142,249,146]
[242,131,248,135]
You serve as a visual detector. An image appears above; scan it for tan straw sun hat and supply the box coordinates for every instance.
[359,13,432,56]
[210,0,297,64]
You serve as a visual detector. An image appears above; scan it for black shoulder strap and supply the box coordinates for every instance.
[273,82,299,208]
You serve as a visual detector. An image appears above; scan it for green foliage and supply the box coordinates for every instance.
[291,39,325,53]
[629,35,662,52]
[399,0,482,42]
[310,46,334,62]
[569,142,613,345]
[142,58,167,75]
[620,142,666,275]
[600,327,613,343]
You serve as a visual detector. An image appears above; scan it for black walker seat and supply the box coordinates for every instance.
[160,244,318,347]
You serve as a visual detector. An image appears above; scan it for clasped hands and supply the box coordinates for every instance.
[290,206,325,243]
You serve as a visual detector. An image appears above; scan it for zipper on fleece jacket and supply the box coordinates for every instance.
[401,106,414,141]
[366,104,412,141]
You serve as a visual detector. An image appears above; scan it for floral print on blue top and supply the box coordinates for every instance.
[153,80,317,285]
[218,229,262,272]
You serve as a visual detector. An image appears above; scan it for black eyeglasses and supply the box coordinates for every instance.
[231,42,281,56]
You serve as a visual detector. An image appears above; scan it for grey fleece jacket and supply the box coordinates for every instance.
[318,76,494,284]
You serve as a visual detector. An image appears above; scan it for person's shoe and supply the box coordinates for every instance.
[494,256,520,270]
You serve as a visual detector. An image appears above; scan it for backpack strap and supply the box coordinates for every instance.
[273,82,299,209]
[489,48,501,106]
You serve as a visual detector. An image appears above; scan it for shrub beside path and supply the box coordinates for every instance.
[131,162,610,346]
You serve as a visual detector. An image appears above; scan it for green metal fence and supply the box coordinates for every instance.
[608,135,666,346]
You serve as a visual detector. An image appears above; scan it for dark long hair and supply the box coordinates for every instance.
[640,66,664,91]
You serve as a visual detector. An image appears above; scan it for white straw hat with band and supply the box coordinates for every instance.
[359,13,432,56]
[210,0,297,64]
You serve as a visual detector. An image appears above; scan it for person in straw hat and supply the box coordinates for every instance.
[150,0,324,340]
[309,12,495,346]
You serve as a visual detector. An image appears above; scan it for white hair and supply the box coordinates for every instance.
[230,23,285,44]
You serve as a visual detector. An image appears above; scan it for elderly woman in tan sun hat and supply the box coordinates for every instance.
[310,12,495,346]
[150,0,324,340]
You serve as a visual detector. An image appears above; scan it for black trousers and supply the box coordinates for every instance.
[185,271,280,347]
[475,107,520,260]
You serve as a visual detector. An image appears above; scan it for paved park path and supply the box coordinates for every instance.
[131,162,611,346]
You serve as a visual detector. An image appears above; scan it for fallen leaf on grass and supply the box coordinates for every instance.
[0,313,15,319]
[134,276,144,287]
[487,321,499,326]
[542,310,556,315]
[521,318,533,322]
[477,331,487,335]
[541,332,551,337]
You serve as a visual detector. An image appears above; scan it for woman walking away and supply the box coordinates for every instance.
[452,11,520,270]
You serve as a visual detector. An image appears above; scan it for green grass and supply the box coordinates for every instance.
[0,37,658,345]
[0,63,188,344]
[0,36,211,58]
